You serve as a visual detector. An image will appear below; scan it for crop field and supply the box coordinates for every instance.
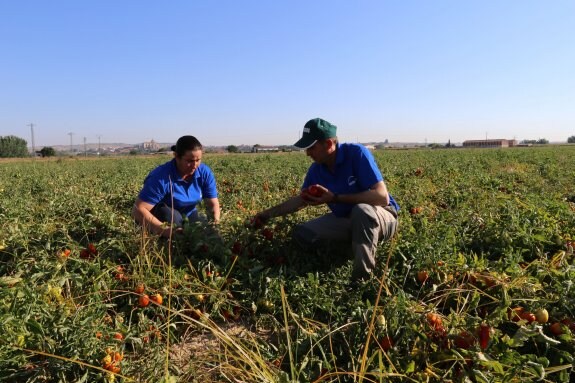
[1,146,575,383]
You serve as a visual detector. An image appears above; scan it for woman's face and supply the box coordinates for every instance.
[175,149,202,179]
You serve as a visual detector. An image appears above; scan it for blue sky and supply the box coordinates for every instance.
[1,1,574,147]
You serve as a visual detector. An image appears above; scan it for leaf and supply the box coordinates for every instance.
[525,361,545,381]
[476,352,504,374]
[0,276,22,286]
[404,360,415,374]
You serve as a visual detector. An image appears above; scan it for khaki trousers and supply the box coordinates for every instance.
[294,203,398,280]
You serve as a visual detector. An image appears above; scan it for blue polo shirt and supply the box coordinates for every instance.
[138,159,218,218]
[302,143,399,218]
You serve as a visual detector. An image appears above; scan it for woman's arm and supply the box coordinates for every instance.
[204,197,221,224]
[132,198,172,238]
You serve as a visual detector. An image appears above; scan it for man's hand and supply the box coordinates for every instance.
[247,215,267,229]
[301,184,336,205]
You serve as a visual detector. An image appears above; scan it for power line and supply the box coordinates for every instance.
[68,132,74,153]
[29,123,35,156]
[96,134,102,156]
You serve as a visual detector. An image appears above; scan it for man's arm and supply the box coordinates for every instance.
[310,181,390,206]
[255,196,308,222]
[204,197,221,224]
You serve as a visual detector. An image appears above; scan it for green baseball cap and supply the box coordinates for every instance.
[294,118,337,149]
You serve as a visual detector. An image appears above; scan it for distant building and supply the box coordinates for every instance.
[462,139,517,148]
[141,139,160,151]
[251,145,279,153]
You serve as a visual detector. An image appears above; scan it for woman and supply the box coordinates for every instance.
[132,135,220,238]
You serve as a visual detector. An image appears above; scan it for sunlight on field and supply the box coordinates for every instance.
[1,147,574,382]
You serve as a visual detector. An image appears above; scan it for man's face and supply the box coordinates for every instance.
[305,140,331,163]
[175,149,202,179]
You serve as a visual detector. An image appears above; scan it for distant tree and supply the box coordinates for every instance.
[568,136,575,143]
[0,135,28,158]
[129,149,139,155]
[536,138,549,145]
[40,147,56,157]
[226,145,239,153]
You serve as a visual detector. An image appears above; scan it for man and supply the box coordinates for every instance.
[132,135,220,238]
[254,118,399,281]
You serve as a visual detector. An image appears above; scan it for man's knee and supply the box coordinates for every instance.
[351,203,398,240]
[350,204,378,225]
[293,224,318,247]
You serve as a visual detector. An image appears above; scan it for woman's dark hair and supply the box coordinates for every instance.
[171,136,203,157]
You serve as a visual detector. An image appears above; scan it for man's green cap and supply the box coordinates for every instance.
[294,118,337,149]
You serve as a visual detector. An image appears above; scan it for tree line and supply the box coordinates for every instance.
[1,134,575,158]
[0,135,57,158]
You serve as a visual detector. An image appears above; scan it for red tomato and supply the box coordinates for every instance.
[417,270,429,284]
[426,312,442,329]
[261,228,274,241]
[454,331,476,349]
[520,311,536,323]
[87,243,98,255]
[478,323,490,350]
[550,322,564,336]
[113,332,124,341]
[138,294,150,307]
[307,185,324,197]
[379,336,394,351]
[134,283,145,294]
[150,293,163,305]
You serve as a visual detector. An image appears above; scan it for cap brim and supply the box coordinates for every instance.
[293,138,317,149]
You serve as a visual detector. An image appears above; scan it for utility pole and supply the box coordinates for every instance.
[68,132,74,154]
[29,123,35,156]
[96,134,102,156]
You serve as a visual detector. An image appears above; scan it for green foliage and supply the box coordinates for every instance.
[226,145,239,153]
[40,147,56,157]
[0,135,28,158]
[0,147,575,382]
[568,136,575,144]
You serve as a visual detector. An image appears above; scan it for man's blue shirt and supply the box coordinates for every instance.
[302,143,399,218]
[138,159,218,218]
